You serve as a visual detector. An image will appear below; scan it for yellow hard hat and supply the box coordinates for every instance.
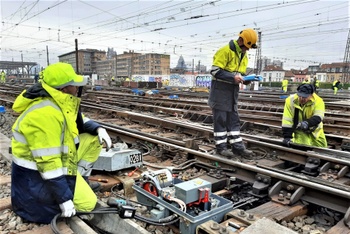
[239,28,258,49]
[42,62,87,88]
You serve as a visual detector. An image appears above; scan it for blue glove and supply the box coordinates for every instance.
[283,138,292,147]
[296,121,309,131]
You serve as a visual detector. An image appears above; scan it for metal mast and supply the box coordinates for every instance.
[342,29,350,83]
[254,30,262,75]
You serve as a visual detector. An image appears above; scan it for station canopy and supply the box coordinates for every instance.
[0,61,38,70]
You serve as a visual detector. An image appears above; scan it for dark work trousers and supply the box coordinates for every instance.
[213,107,243,151]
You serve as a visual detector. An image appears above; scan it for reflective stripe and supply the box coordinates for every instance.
[283,117,293,122]
[227,131,240,136]
[211,66,220,76]
[62,145,69,154]
[215,139,227,145]
[282,123,293,127]
[214,131,227,137]
[74,136,80,144]
[229,138,243,144]
[12,156,38,170]
[78,159,94,170]
[12,131,27,144]
[41,167,65,180]
[32,147,61,157]
[211,77,234,84]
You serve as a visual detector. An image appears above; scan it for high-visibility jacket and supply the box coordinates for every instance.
[282,79,288,87]
[0,72,5,82]
[302,80,310,84]
[208,40,248,112]
[314,80,320,88]
[282,93,327,147]
[332,80,340,89]
[11,82,100,223]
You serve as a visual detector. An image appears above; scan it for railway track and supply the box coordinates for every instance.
[1,85,350,233]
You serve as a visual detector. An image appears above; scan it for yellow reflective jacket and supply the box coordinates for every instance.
[11,82,86,223]
[208,40,248,111]
[212,40,248,74]
[282,93,327,147]
[12,82,80,176]
[282,79,288,87]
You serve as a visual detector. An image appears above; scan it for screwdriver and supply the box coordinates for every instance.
[89,178,109,183]
[128,167,138,177]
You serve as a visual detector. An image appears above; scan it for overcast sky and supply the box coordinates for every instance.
[0,0,349,71]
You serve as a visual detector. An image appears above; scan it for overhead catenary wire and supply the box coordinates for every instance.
[1,0,348,68]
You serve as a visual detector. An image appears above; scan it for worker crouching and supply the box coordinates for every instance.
[282,84,327,148]
[10,62,112,224]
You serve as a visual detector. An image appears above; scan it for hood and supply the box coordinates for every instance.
[24,83,50,99]
[12,83,51,114]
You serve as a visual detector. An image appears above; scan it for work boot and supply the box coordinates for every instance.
[216,149,235,158]
[232,142,254,159]
[83,176,102,192]
[235,148,254,159]
[89,181,102,192]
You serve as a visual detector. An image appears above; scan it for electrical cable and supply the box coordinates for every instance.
[0,114,6,127]
[110,185,156,209]
[51,206,180,233]
[134,214,179,226]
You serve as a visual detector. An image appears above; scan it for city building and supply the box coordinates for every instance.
[59,49,170,80]
[58,49,106,76]
[262,65,285,82]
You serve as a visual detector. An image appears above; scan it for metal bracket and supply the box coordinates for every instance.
[250,173,271,198]
[301,157,320,176]
[319,162,349,180]
[269,180,305,205]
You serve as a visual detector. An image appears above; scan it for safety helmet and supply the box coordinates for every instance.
[239,28,258,49]
[42,62,87,88]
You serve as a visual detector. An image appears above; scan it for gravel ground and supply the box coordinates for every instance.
[0,107,331,234]
[0,110,171,234]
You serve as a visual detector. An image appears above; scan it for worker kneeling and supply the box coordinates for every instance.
[281,84,327,148]
[10,62,112,224]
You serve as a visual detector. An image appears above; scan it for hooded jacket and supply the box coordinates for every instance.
[11,82,100,223]
[282,93,327,148]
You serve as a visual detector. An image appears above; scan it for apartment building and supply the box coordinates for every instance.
[58,49,106,76]
[59,49,170,79]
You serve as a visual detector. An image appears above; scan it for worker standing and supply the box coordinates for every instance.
[282,84,327,148]
[281,78,288,93]
[0,70,6,84]
[208,28,258,159]
[332,80,341,95]
[11,62,112,224]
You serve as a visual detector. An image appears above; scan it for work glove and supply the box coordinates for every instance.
[97,127,112,151]
[59,200,76,217]
[282,138,292,147]
[296,121,309,131]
